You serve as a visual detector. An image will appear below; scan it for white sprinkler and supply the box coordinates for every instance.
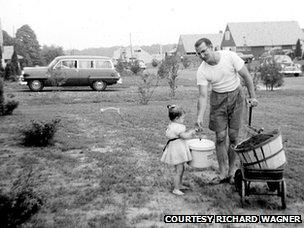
[100,107,120,114]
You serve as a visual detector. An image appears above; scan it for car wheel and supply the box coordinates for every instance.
[91,80,107,91]
[28,80,44,92]
[294,73,299,77]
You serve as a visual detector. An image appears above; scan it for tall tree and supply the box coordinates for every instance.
[2,30,15,46]
[40,45,64,65]
[15,25,41,66]
[294,39,302,59]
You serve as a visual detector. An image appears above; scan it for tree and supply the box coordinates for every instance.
[11,50,20,76]
[294,39,302,59]
[40,45,64,66]
[259,56,284,91]
[157,54,180,98]
[15,25,41,66]
[2,30,15,46]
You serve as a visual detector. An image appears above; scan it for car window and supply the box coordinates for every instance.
[274,55,292,63]
[95,60,112,69]
[58,60,77,69]
[79,60,94,69]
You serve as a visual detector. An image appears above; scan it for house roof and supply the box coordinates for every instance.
[227,21,304,47]
[179,33,223,53]
[3,46,23,59]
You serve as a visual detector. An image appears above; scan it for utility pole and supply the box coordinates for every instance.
[130,33,133,63]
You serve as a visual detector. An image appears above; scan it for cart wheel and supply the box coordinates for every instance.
[234,169,242,194]
[280,180,286,209]
[241,180,246,207]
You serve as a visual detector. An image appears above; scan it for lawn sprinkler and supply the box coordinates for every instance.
[100,107,120,114]
[100,107,134,127]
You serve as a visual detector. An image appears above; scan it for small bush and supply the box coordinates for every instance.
[2,100,19,115]
[152,59,158,67]
[258,56,284,91]
[0,78,4,115]
[21,118,61,146]
[0,169,43,227]
[137,73,160,105]
[181,56,191,69]
[8,75,19,82]
[130,60,142,75]
[157,55,180,98]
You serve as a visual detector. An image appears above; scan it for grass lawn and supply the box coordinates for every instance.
[0,72,304,227]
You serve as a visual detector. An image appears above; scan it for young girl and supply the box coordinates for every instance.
[161,105,197,196]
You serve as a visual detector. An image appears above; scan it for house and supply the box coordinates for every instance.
[221,21,304,58]
[2,46,23,67]
[113,46,153,63]
[176,33,224,56]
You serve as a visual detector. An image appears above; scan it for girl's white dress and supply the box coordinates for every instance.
[161,122,192,165]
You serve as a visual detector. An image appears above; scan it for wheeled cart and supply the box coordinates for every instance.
[234,166,286,209]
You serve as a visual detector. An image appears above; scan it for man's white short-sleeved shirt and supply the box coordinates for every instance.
[196,50,244,93]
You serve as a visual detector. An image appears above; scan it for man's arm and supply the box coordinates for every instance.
[238,65,258,106]
[196,84,208,128]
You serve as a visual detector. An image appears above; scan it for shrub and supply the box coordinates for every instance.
[258,56,284,91]
[3,100,19,115]
[4,61,13,81]
[8,75,19,82]
[130,60,142,75]
[21,118,61,146]
[157,55,180,98]
[137,73,160,105]
[0,169,43,227]
[0,78,4,115]
[152,59,158,67]
[0,78,19,116]
[181,56,191,69]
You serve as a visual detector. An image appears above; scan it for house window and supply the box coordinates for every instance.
[225,31,230,40]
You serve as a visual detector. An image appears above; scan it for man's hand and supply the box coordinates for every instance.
[196,119,204,130]
[247,98,258,107]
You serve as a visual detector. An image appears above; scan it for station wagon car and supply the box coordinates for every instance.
[20,56,122,91]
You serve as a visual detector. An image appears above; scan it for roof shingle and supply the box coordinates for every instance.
[227,21,304,47]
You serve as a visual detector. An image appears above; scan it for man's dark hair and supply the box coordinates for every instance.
[194,38,213,48]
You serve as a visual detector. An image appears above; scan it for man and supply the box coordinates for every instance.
[195,38,258,184]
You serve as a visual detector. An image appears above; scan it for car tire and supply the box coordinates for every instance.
[28,80,44,92]
[294,73,299,77]
[91,80,107,91]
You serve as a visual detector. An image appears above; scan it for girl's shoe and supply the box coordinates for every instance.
[172,189,184,196]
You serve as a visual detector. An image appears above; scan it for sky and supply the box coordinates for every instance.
[1,0,304,50]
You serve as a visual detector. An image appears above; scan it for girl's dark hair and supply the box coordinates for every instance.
[167,105,185,121]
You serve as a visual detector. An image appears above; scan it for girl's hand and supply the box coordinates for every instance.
[184,163,191,170]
